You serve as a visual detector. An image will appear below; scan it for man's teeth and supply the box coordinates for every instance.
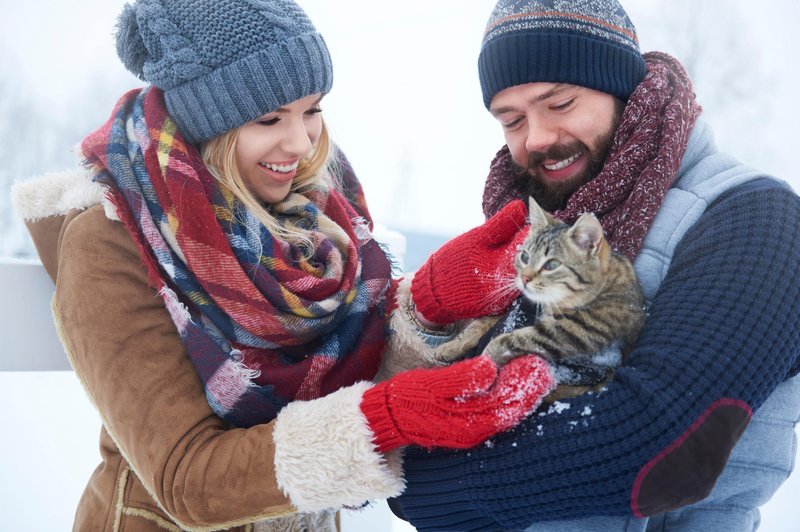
[260,161,299,173]
[543,153,580,171]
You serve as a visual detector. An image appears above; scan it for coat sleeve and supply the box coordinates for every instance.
[391,179,800,530]
[53,206,402,530]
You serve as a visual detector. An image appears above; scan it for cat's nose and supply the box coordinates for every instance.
[521,275,531,285]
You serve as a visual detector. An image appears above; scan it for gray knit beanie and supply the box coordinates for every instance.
[479,0,646,108]
[115,0,333,143]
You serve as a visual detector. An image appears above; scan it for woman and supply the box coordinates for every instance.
[12,0,555,530]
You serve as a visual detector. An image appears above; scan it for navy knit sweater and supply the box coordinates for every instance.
[392,179,800,530]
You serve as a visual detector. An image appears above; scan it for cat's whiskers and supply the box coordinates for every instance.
[479,275,520,310]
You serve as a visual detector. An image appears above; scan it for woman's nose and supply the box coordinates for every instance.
[281,118,313,156]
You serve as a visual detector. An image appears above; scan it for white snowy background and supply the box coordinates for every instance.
[1,0,798,530]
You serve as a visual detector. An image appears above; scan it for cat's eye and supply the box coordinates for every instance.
[542,258,561,271]
[518,250,530,264]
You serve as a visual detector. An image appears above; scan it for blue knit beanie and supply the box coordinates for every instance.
[478,0,646,108]
[115,0,333,143]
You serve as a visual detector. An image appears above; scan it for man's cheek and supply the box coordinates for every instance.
[510,149,529,170]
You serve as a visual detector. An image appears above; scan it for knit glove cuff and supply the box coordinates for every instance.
[409,256,457,324]
[360,384,407,453]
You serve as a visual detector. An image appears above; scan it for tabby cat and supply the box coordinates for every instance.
[434,197,646,400]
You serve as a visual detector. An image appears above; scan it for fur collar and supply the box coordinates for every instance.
[12,167,117,222]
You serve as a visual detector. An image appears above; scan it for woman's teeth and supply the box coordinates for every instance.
[259,161,299,173]
[543,153,580,171]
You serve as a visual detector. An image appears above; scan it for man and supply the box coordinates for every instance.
[391,0,800,530]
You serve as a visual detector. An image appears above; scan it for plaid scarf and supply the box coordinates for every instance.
[482,52,702,260]
[82,87,391,427]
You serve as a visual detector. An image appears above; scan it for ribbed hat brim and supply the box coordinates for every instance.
[479,31,646,107]
[166,32,333,143]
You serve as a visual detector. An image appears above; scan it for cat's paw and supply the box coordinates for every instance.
[484,335,509,356]
[433,343,466,363]
[483,338,516,367]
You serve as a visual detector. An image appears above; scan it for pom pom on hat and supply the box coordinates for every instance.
[115,4,148,79]
[478,0,646,108]
[114,0,333,143]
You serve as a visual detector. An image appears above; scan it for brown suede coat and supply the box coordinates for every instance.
[28,205,324,531]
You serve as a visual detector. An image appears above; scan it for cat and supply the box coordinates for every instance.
[433,197,646,401]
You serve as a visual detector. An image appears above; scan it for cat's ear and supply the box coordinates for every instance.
[528,196,554,233]
[569,213,604,254]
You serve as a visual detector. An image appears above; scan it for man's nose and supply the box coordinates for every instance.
[525,117,559,155]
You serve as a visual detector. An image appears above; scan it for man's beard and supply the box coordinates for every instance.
[512,101,624,212]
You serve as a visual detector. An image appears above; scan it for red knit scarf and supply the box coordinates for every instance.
[482,52,702,260]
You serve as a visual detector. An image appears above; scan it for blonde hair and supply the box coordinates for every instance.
[200,120,334,250]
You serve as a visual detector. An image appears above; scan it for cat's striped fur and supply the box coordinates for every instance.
[434,197,645,399]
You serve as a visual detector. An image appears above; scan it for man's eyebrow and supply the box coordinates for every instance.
[490,84,571,116]
[533,84,570,102]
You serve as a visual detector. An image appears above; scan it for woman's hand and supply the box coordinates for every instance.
[411,199,529,324]
[360,354,555,452]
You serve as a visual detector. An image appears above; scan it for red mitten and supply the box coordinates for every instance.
[411,199,529,324]
[360,355,555,453]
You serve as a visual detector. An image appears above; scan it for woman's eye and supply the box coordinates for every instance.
[519,250,530,264]
[306,107,323,116]
[542,258,561,271]
[257,117,280,126]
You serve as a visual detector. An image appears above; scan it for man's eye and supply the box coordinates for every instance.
[550,98,575,111]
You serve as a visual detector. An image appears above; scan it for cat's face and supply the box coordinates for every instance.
[515,200,609,310]
[514,233,594,308]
